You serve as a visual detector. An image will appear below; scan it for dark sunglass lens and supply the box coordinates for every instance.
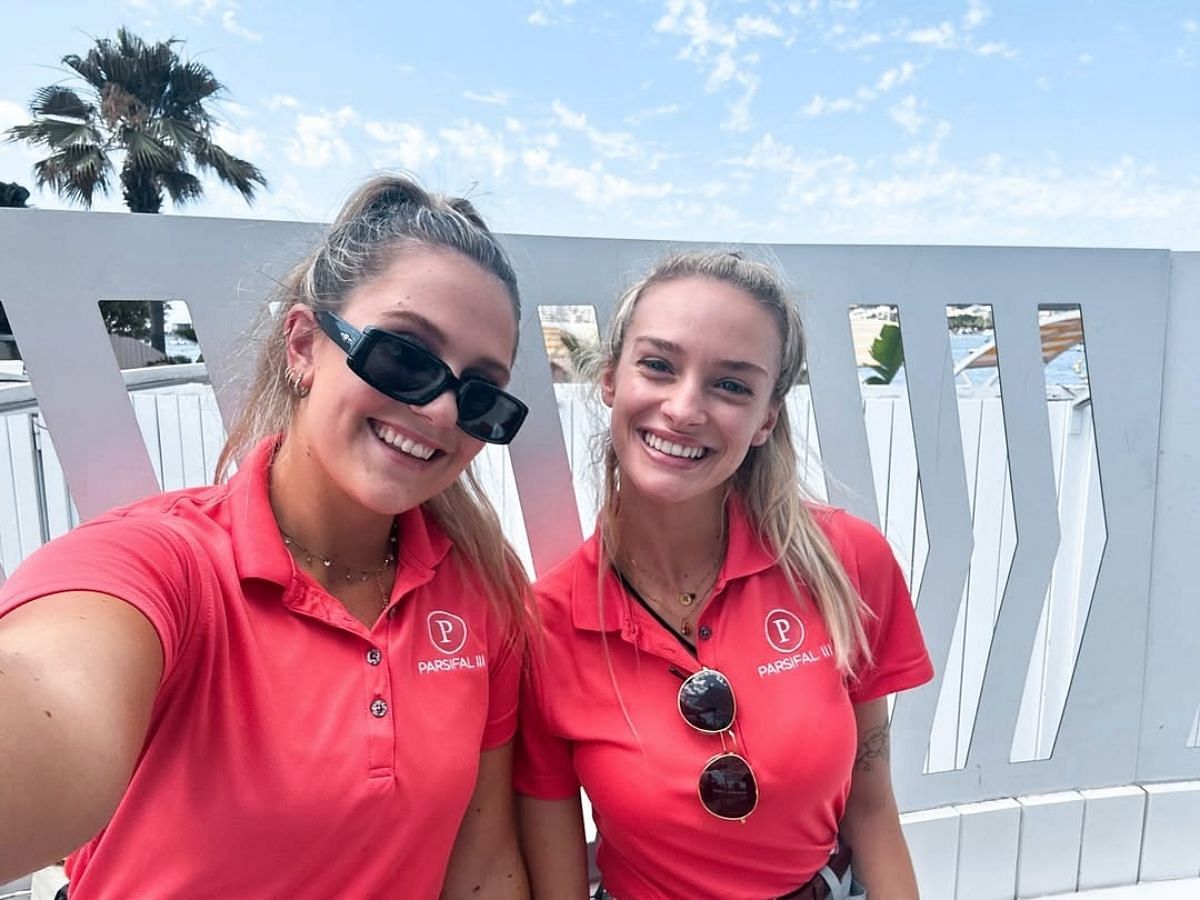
[678,669,735,733]
[456,383,527,444]
[699,754,757,820]
[361,336,445,398]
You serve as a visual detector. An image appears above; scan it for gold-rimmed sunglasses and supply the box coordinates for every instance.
[676,668,758,821]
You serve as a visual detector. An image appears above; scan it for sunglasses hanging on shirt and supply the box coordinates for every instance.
[316,310,528,445]
[677,667,759,821]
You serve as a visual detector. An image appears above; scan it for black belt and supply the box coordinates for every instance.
[777,842,852,900]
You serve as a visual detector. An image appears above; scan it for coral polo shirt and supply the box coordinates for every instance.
[0,438,519,899]
[516,504,933,900]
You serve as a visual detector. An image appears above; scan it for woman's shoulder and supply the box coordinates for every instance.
[531,537,598,609]
[806,503,894,566]
[79,482,235,547]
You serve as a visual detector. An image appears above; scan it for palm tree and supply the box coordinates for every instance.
[6,27,267,351]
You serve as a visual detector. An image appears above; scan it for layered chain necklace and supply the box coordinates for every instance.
[280,520,399,611]
[620,546,725,637]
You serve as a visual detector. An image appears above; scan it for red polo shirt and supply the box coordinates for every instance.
[0,438,519,899]
[516,503,932,900]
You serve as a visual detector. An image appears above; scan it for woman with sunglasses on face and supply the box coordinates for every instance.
[0,175,534,898]
[516,250,933,900]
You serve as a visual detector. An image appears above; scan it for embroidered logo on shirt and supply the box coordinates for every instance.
[417,610,486,675]
[758,608,833,678]
[427,610,468,654]
[765,608,806,653]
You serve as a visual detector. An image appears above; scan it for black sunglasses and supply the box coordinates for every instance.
[315,310,528,445]
[677,668,758,821]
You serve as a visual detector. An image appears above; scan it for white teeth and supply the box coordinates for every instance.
[372,422,436,460]
[642,431,705,460]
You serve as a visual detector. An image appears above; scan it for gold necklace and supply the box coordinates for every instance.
[622,549,725,636]
[281,520,399,610]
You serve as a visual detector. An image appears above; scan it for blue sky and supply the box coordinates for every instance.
[2,0,1197,248]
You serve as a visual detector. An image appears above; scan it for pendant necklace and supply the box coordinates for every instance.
[280,520,399,610]
[624,548,724,637]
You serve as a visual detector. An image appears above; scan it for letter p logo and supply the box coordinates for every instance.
[764,609,805,653]
[427,611,468,655]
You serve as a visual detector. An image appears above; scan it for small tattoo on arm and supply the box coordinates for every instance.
[854,724,890,772]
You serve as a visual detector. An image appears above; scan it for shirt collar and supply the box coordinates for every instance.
[569,496,777,633]
[229,436,453,588]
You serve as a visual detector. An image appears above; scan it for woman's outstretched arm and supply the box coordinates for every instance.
[0,592,162,882]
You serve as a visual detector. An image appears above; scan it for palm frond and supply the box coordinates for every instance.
[155,116,202,150]
[29,86,93,121]
[157,168,204,205]
[121,127,175,168]
[6,122,55,147]
[34,145,111,206]
[35,117,100,147]
[193,138,268,200]
[62,52,105,90]
[167,61,223,110]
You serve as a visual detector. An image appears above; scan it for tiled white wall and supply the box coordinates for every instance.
[901,783,1200,899]
[1017,792,1085,897]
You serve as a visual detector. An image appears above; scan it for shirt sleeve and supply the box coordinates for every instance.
[0,514,200,681]
[481,612,523,750]
[513,642,581,800]
[832,511,935,704]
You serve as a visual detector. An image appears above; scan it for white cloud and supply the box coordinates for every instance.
[963,0,989,31]
[285,107,357,169]
[0,99,27,131]
[975,41,1017,58]
[824,24,882,51]
[440,121,514,177]
[551,101,643,159]
[906,22,956,48]
[464,90,511,106]
[723,133,858,183]
[214,124,267,161]
[1179,19,1199,65]
[802,93,861,116]
[221,100,254,119]
[654,0,787,126]
[723,76,758,132]
[888,95,925,133]
[221,8,262,42]
[894,120,952,168]
[734,14,783,38]
[527,0,574,27]
[625,104,681,125]
[364,121,440,171]
[521,147,674,207]
[265,95,300,111]
[1078,53,1094,64]
[876,61,916,92]
[802,62,916,118]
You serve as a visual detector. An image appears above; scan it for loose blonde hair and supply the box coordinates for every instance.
[216,174,530,638]
[597,249,872,674]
